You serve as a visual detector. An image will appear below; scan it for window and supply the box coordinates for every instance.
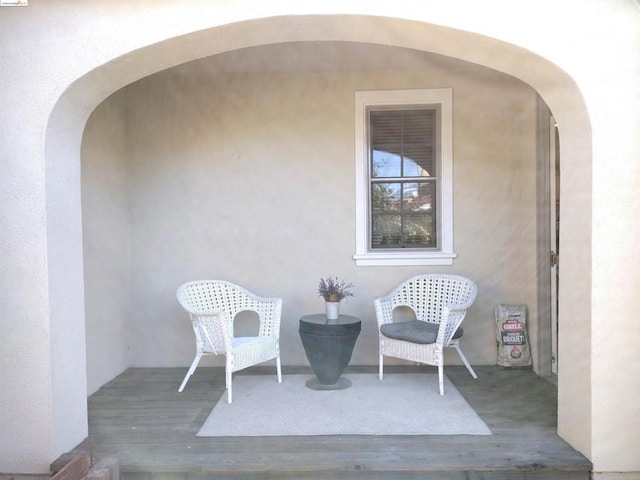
[370,109,437,249]
[353,89,455,266]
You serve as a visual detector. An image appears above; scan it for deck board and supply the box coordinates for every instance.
[52,365,591,479]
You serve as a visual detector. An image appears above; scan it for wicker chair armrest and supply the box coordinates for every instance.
[195,311,233,354]
[254,297,283,338]
[436,305,468,346]
[374,295,401,327]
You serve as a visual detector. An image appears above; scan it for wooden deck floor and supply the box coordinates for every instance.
[52,365,591,479]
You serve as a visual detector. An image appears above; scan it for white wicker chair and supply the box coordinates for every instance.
[176,280,282,403]
[374,274,478,395]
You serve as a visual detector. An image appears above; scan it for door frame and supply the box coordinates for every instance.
[536,96,558,378]
[549,117,559,375]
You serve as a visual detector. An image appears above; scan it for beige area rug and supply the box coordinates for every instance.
[197,373,491,437]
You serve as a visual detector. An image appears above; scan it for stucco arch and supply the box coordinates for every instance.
[44,13,592,462]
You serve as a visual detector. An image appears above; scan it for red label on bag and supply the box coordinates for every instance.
[502,320,524,332]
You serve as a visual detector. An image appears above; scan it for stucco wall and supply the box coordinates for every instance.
[2,0,639,476]
[82,90,133,395]
[82,45,538,373]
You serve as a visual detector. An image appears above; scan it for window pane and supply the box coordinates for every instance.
[403,110,435,176]
[372,149,401,177]
[402,182,434,212]
[371,181,435,248]
[370,110,402,145]
[404,213,435,247]
[372,214,402,247]
[370,108,436,179]
[372,183,400,211]
[403,144,434,177]
[403,110,435,142]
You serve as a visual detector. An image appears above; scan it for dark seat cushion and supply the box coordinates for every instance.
[380,320,463,344]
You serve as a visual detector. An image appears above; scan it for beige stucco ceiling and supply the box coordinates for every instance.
[175,41,484,75]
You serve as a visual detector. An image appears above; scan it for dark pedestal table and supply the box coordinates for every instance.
[298,314,361,390]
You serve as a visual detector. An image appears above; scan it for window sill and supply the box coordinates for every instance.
[353,251,457,266]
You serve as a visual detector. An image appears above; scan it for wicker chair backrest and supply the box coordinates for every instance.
[177,280,281,338]
[388,274,477,324]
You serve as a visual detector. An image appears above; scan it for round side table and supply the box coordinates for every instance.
[298,314,361,390]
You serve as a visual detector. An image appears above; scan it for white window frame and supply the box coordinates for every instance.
[353,88,455,266]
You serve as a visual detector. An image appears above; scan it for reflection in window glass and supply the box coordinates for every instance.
[372,150,401,178]
[369,108,438,249]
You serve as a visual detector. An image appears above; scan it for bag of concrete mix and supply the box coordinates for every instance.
[495,304,532,368]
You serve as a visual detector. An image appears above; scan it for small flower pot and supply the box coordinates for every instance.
[325,301,341,320]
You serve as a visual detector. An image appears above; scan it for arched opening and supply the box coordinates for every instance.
[45,15,592,459]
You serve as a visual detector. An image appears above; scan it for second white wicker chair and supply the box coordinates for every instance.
[176,280,282,404]
[374,274,478,395]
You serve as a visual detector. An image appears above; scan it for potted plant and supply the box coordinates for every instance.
[318,276,354,320]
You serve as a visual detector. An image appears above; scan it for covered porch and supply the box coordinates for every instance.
[4,3,639,477]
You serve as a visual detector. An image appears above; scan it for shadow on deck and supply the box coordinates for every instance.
[52,365,591,479]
